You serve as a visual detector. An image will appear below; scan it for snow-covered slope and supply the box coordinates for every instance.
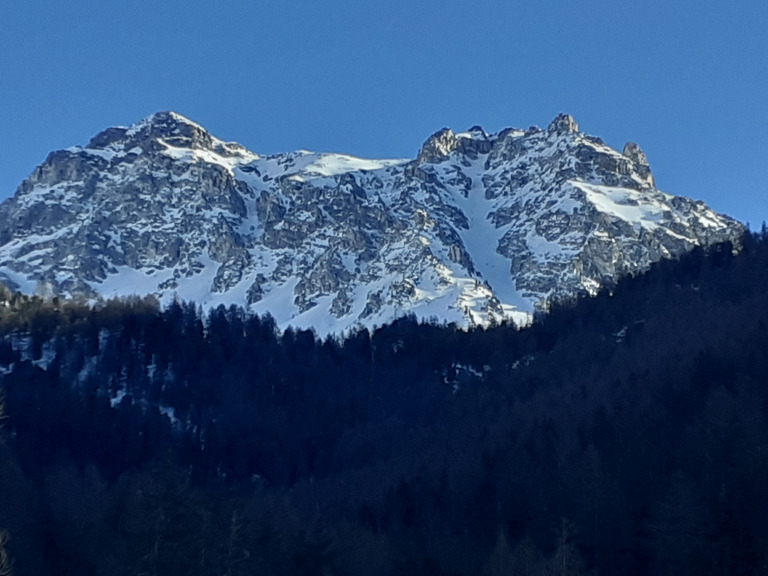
[0,111,745,334]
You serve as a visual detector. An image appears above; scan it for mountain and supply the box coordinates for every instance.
[0,111,744,334]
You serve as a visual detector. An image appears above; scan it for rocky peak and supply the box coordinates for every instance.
[416,128,460,163]
[466,125,488,139]
[622,141,655,187]
[85,111,217,154]
[622,141,649,165]
[87,127,130,149]
[547,113,579,135]
[131,111,216,150]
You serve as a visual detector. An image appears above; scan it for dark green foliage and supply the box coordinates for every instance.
[1,231,768,574]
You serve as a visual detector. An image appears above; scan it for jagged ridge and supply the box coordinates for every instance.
[0,111,745,334]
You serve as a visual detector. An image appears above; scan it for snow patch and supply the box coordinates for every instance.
[573,181,665,230]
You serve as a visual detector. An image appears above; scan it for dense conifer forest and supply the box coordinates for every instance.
[1,232,768,575]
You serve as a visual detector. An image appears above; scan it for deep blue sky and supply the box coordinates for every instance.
[2,1,766,225]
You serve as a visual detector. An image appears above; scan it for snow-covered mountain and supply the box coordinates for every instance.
[0,111,744,334]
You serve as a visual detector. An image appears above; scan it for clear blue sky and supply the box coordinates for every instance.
[1,1,766,225]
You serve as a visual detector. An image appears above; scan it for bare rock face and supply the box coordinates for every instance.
[622,141,648,164]
[623,141,654,187]
[0,112,745,334]
[416,128,460,163]
[548,113,579,134]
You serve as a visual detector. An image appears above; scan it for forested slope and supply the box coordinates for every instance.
[1,233,768,575]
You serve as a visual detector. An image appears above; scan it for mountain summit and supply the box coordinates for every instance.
[0,112,744,334]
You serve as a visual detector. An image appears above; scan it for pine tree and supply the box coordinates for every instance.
[511,535,546,576]
[548,518,584,576]
[224,510,251,576]
[0,395,14,576]
[0,531,12,576]
[482,529,514,576]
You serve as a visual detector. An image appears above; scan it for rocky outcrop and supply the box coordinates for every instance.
[623,141,655,187]
[547,113,579,135]
[416,128,460,163]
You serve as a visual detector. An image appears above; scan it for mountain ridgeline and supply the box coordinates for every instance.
[1,231,768,575]
[0,111,744,334]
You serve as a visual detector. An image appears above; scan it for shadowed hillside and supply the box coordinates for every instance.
[1,231,768,575]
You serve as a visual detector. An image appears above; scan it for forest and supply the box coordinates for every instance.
[1,231,768,575]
